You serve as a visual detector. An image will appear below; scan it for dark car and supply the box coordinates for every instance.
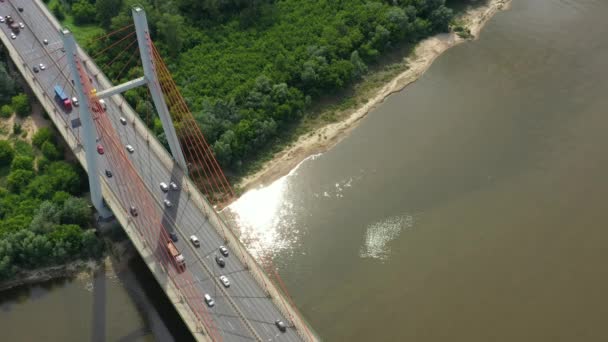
[169,231,178,242]
[32,66,39,73]
[129,206,138,217]
[105,170,113,178]
[215,255,225,268]
[275,320,287,332]
[18,7,23,12]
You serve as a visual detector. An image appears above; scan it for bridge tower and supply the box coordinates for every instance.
[62,29,113,219]
[61,7,189,218]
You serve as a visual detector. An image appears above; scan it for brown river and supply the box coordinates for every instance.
[2,0,608,341]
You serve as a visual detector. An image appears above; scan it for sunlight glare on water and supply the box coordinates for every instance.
[226,155,323,259]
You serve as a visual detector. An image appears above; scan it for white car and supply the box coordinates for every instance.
[219,275,230,288]
[190,235,200,247]
[0,17,5,23]
[39,63,46,70]
[160,182,169,192]
[10,32,16,40]
[43,39,49,45]
[99,99,107,110]
[170,181,179,191]
[72,97,79,107]
[18,22,24,29]
[126,144,134,153]
[204,294,215,307]
[219,246,229,257]
[119,117,127,125]
[163,199,172,208]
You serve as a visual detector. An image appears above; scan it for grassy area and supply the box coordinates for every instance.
[47,0,103,44]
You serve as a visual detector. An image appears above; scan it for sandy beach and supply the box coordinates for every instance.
[236,0,512,193]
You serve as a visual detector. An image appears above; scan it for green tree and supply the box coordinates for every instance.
[51,3,65,21]
[26,175,55,199]
[10,155,34,172]
[156,13,185,56]
[72,0,97,25]
[51,191,71,206]
[0,140,15,165]
[37,156,51,172]
[60,197,91,227]
[29,201,61,234]
[96,0,123,28]
[46,161,82,194]
[0,105,12,118]
[41,141,61,160]
[13,122,22,135]
[350,51,367,79]
[32,127,53,148]
[7,169,35,193]
[0,61,16,105]
[81,230,103,257]
[11,94,30,117]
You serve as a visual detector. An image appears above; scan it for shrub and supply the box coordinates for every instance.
[72,0,97,25]
[0,140,15,165]
[11,155,34,171]
[52,4,65,21]
[13,123,22,135]
[41,141,61,160]
[7,169,35,193]
[0,105,13,118]
[32,127,53,148]
[11,94,30,118]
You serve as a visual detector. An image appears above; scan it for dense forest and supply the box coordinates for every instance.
[0,59,103,280]
[50,0,458,177]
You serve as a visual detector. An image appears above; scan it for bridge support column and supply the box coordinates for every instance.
[61,29,113,219]
[132,7,189,174]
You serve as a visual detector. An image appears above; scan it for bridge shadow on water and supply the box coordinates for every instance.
[88,245,195,342]
[90,267,107,342]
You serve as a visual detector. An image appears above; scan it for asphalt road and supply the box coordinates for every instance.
[0,1,301,341]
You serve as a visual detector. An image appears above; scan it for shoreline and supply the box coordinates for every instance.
[235,0,512,194]
[0,259,103,292]
[0,238,133,292]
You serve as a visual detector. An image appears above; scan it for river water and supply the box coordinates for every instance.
[2,0,608,341]
[230,1,608,341]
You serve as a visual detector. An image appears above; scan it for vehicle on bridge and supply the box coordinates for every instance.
[9,22,19,33]
[54,85,72,110]
[167,240,186,271]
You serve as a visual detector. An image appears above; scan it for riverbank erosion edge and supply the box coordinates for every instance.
[235,0,512,194]
[0,259,102,292]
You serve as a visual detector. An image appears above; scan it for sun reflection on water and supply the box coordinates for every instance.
[225,155,322,259]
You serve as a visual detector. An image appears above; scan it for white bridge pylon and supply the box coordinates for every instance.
[62,7,188,218]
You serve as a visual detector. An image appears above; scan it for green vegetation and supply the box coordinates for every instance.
[53,0,463,180]
[0,59,30,120]
[0,130,102,280]
[48,0,105,42]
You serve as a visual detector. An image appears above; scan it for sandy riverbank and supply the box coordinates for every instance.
[236,0,512,193]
